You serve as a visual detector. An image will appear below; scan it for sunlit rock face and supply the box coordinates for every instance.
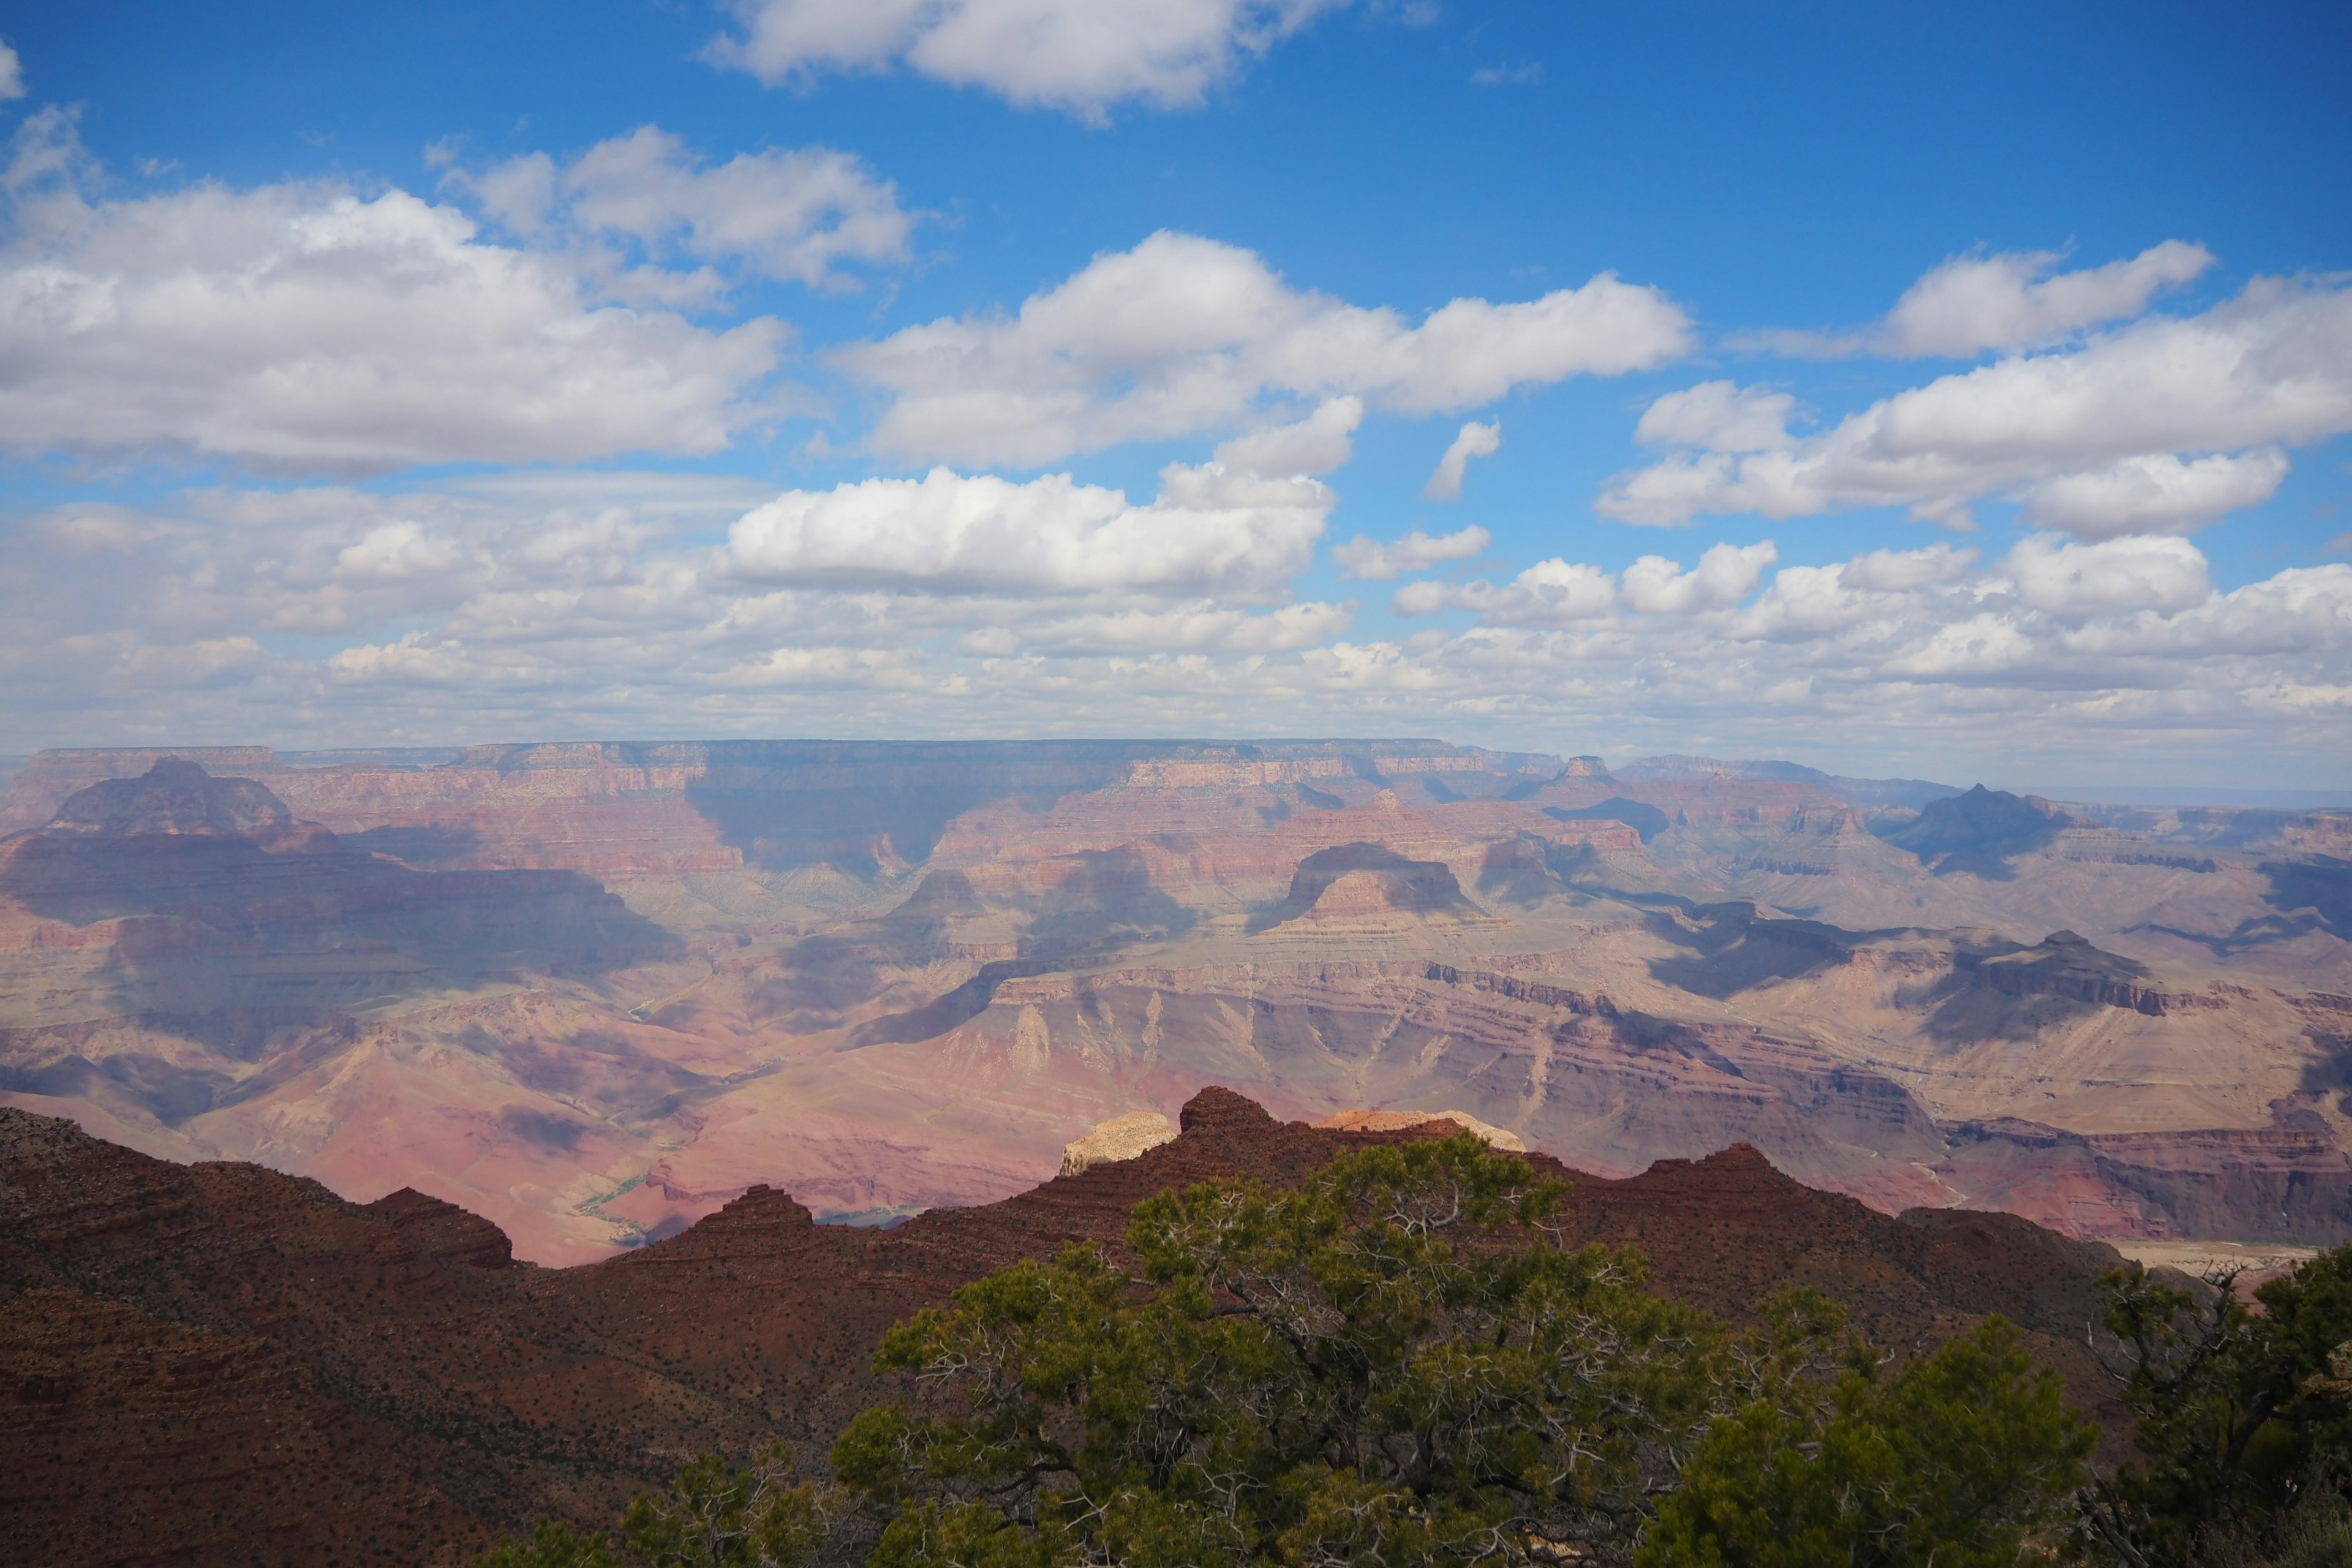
[1319,1107,1527,1151]
[1058,1110,1177,1175]
[2,739,2347,1262]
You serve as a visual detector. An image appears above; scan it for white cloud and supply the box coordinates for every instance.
[2018,450,2289,539]
[1395,557,1616,623]
[969,600,1353,655]
[1745,242,2218,360]
[1619,541,1780,613]
[835,231,1692,466]
[1879,241,2216,358]
[2003,533,2213,617]
[705,0,1351,119]
[1422,419,1500,500]
[1602,276,2352,534]
[456,125,913,290]
[1397,540,1777,623]
[728,462,1331,597]
[1846,541,1980,592]
[0,40,23,101]
[1212,396,1361,476]
[7,472,2351,779]
[0,111,786,473]
[1634,380,1794,451]
[1730,545,1978,641]
[333,521,473,584]
[1334,525,1490,580]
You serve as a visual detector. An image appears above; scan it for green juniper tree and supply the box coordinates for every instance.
[478,1135,2100,1568]
[475,1445,831,1568]
[829,1133,1737,1566]
[2079,1246,2352,1566]
[829,1134,2091,1567]
[1643,1316,2092,1567]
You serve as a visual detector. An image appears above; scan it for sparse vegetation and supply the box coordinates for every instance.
[2078,1245,2352,1566]
[480,1136,2099,1567]
[475,1446,833,1567]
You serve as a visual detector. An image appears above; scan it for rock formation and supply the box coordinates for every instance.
[1,1087,2141,1567]
[0,740,2345,1260]
[1318,1107,1527,1150]
[1058,1110,1178,1175]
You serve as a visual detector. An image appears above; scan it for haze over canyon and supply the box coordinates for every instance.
[2,737,2345,1266]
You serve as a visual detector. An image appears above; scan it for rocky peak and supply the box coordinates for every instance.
[359,1188,516,1269]
[1179,1085,1278,1136]
[1879,783,2073,879]
[45,760,293,840]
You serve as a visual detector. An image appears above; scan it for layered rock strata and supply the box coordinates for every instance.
[0,743,2345,1258]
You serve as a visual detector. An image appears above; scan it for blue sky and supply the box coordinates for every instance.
[0,0,2347,786]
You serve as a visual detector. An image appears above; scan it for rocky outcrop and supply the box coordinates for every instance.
[1963,930,2222,1016]
[1939,1116,2352,1243]
[1317,1107,1527,1150]
[1616,755,1959,811]
[1879,785,2071,878]
[360,1188,517,1270]
[45,760,295,839]
[1057,1110,1177,1176]
[1245,841,1482,931]
[1,1088,2142,1565]
[0,748,290,835]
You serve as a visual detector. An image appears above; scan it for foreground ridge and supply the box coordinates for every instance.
[1,1087,2134,1567]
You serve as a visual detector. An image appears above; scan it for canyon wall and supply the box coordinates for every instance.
[1,738,2345,1260]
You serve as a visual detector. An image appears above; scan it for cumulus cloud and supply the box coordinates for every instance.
[1333,526,1490,580]
[1619,541,1780,613]
[0,40,23,101]
[0,110,786,473]
[451,125,913,290]
[1212,396,1362,476]
[1748,242,2217,360]
[1634,381,1795,451]
[1397,540,1777,624]
[966,600,1352,655]
[2018,450,2290,539]
[728,462,1331,598]
[1422,420,1500,500]
[1602,276,2352,534]
[2003,533,2213,616]
[835,231,1692,466]
[1728,545,1973,643]
[1879,241,2216,358]
[7,472,2350,777]
[704,0,1351,119]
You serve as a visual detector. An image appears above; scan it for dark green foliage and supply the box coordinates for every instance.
[2081,1245,2352,1564]
[1643,1316,2094,1566]
[831,1133,2090,1567]
[478,1137,2103,1568]
[832,1133,1733,1564]
[475,1446,831,1568]
[473,1519,624,1568]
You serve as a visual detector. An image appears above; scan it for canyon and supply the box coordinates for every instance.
[1,738,2347,1264]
